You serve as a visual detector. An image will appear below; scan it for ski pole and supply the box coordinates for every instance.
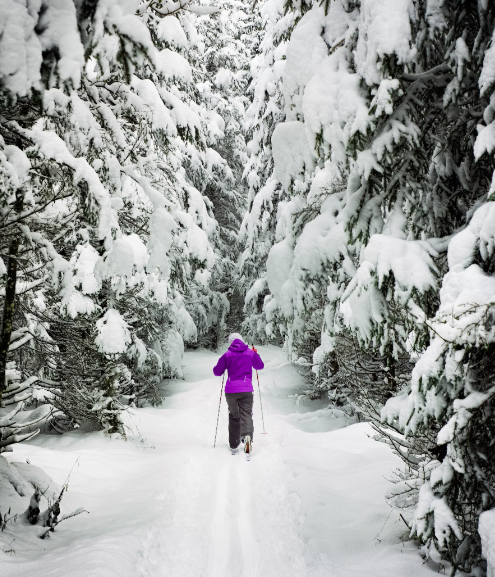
[213,373,225,448]
[255,369,267,434]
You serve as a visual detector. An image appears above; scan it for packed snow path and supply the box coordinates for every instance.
[1,347,434,577]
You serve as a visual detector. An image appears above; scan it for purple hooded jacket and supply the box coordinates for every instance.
[213,339,264,393]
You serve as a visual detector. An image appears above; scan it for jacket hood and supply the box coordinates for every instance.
[228,339,248,353]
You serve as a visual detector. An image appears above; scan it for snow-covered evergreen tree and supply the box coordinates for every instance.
[178,0,257,346]
[382,4,495,569]
[240,0,293,343]
[242,0,495,570]
[1,0,162,440]
[0,0,247,444]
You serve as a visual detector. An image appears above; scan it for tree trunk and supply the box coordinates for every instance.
[0,238,19,404]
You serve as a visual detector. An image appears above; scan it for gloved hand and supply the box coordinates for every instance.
[251,345,257,353]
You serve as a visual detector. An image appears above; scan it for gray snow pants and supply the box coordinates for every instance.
[225,391,254,449]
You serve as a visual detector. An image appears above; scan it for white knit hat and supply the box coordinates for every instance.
[228,332,244,344]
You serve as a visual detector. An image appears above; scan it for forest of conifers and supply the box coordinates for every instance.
[2,0,495,574]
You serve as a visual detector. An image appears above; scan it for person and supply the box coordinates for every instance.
[213,333,264,455]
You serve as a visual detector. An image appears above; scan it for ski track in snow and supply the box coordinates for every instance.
[0,346,434,577]
[207,458,260,577]
[236,462,260,577]
[208,462,231,577]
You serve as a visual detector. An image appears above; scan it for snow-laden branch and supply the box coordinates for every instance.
[144,0,220,17]
[0,277,46,298]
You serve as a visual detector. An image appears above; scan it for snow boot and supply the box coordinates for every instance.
[230,447,238,455]
[244,435,252,461]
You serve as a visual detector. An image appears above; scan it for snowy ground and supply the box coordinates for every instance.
[0,346,435,576]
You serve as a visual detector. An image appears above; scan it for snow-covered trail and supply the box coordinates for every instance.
[1,347,433,577]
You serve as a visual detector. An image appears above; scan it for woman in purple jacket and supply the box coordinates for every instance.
[213,333,264,455]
